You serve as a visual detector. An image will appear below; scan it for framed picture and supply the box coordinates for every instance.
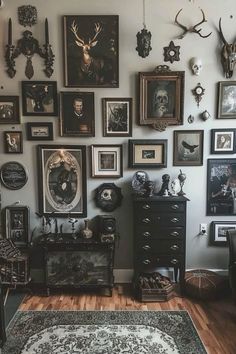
[60,92,95,137]
[91,145,123,178]
[26,122,53,141]
[139,68,185,129]
[129,139,167,168]
[63,15,119,88]
[210,221,236,246]
[0,96,20,124]
[173,130,204,166]
[207,158,236,215]
[22,81,58,116]
[102,98,132,137]
[37,145,87,217]
[4,131,23,153]
[211,129,236,154]
[0,161,28,190]
[3,205,30,247]
[217,81,236,119]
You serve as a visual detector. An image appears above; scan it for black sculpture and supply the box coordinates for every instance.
[136,28,152,58]
[157,174,171,196]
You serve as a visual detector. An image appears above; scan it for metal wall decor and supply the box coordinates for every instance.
[95,183,123,212]
[163,41,180,63]
[18,5,37,27]
[136,0,152,58]
[192,83,205,107]
[5,18,54,79]
[218,18,236,78]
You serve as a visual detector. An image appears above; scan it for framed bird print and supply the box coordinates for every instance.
[173,130,204,166]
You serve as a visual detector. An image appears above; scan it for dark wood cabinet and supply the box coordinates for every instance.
[133,195,189,297]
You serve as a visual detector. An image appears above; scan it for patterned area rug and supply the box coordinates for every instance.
[3,310,207,354]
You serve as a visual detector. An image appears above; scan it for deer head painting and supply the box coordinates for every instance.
[63,15,119,87]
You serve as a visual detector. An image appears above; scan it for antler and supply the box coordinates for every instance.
[89,23,102,45]
[218,18,228,44]
[192,9,212,38]
[70,20,85,46]
[175,9,188,39]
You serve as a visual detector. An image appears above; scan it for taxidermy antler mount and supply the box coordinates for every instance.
[174,8,212,39]
[218,18,236,78]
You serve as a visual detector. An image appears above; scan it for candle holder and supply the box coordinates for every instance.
[5,18,54,79]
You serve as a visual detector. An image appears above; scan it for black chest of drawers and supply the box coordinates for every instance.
[133,195,189,295]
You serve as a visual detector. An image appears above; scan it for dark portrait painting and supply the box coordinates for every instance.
[60,92,95,137]
[147,80,176,118]
[63,15,119,87]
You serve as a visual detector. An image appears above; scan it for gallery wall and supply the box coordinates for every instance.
[0,0,236,277]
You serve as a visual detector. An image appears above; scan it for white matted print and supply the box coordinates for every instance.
[91,145,123,178]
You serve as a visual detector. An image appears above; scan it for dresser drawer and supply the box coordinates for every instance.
[134,201,185,213]
[136,239,184,254]
[136,227,184,240]
[136,213,185,227]
[137,254,184,269]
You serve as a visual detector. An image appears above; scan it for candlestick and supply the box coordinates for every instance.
[8,18,12,46]
[45,18,49,45]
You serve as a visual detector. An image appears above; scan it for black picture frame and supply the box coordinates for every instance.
[63,15,119,88]
[173,130,204,166]
[102,98,132,137]
[4,131,23,154]
[91,144,123,178]
[211,129,236,154]
[0,96,20,124]
[95,183,123,212]
[26,122,53,141]
[0,161,28,190]
[37,145,87,217]
[60,92,95,137]
[210,221,236,246]
[3,205,30,247]
[128,139,167,168]
[217,81,236,119]
[207,158,236,215]
[22,81,58,116]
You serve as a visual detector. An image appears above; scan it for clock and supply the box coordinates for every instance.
[192,83,205,107]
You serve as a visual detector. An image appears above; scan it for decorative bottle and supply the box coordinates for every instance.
[81,219,93,239]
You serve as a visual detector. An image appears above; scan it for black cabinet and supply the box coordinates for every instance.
[133,195,189,296]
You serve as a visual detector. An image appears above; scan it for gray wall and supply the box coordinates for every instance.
[0,0,235,272]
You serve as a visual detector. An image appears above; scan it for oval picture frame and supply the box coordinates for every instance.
[0,161,28,190]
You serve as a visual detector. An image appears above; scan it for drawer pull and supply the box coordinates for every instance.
[171,218,179,223]
[142,218,151,224]
[142,204,151,210]
[170,231,179,237]
[143,259,151,265]
[170,244,179,251]
[142,231,151,238]
[171,258,179,265]
[142,245,151,251]
[171,204,179,210]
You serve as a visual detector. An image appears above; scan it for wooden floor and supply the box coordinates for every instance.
[19,285,236,354]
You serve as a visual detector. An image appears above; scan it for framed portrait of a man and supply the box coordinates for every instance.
[217,81,236,118]
[60,92,95,137]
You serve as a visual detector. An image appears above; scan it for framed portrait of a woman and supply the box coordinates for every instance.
[211,129,236,154]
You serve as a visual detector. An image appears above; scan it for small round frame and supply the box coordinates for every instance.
[95,183,123,212]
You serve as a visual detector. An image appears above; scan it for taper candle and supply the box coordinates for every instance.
[8,18,12,46]
[45,18,49,45]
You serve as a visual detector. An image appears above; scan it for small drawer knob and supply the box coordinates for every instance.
[142,204,151,210]
[170,244,179,251]
[171,204,179,210]
[142,231,151,238]
[171,218,179,223]
[142,245,151,251]
[143,259,151,265]
[142,218,150,224]
[170,231,179,237]
[171,258,179,265]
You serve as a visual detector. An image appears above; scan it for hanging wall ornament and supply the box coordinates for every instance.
[136,0,152,58]
[163,41,180,63]
[192,83,205,107]
[18,5,37,27]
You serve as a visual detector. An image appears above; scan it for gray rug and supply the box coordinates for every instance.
[3,310,207,354]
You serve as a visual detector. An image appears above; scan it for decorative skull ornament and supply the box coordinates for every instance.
[190,57,202,75]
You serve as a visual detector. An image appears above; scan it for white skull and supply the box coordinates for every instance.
[190,57,202,76]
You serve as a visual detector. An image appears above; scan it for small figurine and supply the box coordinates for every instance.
[157,174,171,196]
[144,180,155,197]
[131,171,149,195]
[178,169,186,196]
[171,178,181,196]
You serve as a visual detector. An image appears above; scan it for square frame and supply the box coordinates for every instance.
[63,15,119,88]
[207,158,236,215]
[102,98,132,137]
[139,69,185,128]
[91,144,123,178]
[37,145,87,217]
[217,81,236,119]
[3,206,29,247]
[173,130,204,166]
[60,92,95,137]
[4,131,23,153]
[22,81,58,116]
[210,221,236,246]
[129,139,167,168]
[211,129,236,154]
[26,122,53,141]
[0,96,20,124]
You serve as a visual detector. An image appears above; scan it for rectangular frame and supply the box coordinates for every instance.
[4,206,29,247]
[4,131,23,153]
[63,15,119,88]
[210,221,236,246]
[207,158,236,215]
[60,92,95,137]
[217,81,236,119]
[102,98,132,137]
[0,96,20,124]
[26,122,53,141]
[91,144,123,178]
[139,70,184,128]
[22,81,58,116]
[211,129,236,154]
[37,145,87,217]
[173,130,204,166]
[129,139,167,168]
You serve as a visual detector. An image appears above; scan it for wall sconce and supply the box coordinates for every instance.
[5,18,54,79]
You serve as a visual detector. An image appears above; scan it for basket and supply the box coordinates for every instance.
[0,255,29,285]
[136,272,174,302]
